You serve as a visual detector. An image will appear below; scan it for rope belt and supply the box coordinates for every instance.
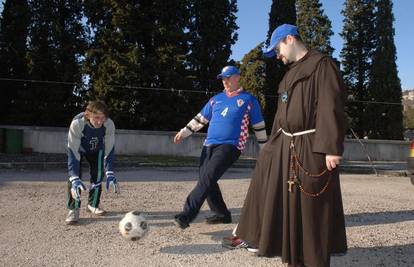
[279,128,331,197]
[278,128,316,137]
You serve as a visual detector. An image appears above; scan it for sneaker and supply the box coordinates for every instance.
[222,236,249,250]
[87,204,106,215]
[65,209,79,225]
[247,247,259,253]
[174,214,189,229]
[205,214,232,224]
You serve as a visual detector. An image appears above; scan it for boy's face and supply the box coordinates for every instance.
[89,111,106,128]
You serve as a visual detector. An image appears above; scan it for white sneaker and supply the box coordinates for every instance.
[65,209,79,224]
[247,247,259,253]
[87,204,106,215]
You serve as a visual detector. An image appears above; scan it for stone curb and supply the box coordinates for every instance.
[0,160,407,176]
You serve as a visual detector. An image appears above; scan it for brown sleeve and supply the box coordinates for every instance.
[312,57,346,155]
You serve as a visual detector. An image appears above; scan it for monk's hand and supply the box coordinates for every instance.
[325,155,342,171]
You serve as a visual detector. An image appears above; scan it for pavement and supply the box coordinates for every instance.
[0,152,409,176]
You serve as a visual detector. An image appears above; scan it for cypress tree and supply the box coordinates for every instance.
[296,0,334,56]
[0,0,30,124]
[239,44,266,109]
[27,0,86,126]
[187,0,238,109]
[366,0,403,139]
[84,0,191,130]
[340,0,375,138]
[264,0,296,133]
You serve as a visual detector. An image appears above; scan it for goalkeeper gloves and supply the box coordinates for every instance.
[70,177,86,201]
[105,171,119,193]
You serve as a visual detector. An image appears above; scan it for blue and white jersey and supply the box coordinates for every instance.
[179,89,267,150]
[67,112,115,180]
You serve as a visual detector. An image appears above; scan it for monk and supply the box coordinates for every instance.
[223,24,347,267]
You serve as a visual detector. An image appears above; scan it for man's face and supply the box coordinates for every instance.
[89,112,106,128]
[276,36,294,65]
[222,75,240,92]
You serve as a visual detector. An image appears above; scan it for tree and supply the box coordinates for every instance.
[26,0,86,126]
[264,0,296,133]
[0,0,30,124]
[366,0,403,139]
[404,106,414,129]
[296,0,334,56]
[340,0,375,137]
[239,44,267,108]
[187,0,238,110]
[84,0,191,130]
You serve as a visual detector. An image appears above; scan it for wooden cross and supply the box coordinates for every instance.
[287,180,295,192]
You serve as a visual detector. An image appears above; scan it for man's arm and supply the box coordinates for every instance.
[174,113,209,143]
[313,57,346,169]
[67,119,82,181]
[252,121,267,149]
[174,99,213,144]
[103,118,119,193]
[104,118,115,173]
[249,97,268,149]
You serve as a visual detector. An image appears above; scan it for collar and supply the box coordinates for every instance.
[224,87,243,97]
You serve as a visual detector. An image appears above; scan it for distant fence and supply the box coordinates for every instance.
[0,125,410,161]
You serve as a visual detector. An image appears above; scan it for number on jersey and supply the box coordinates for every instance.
[221,107,229,117]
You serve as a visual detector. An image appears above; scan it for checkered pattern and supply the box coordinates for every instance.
[237,103,252,150]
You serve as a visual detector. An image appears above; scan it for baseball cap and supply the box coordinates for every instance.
[262,24,299,58]
[216,66,240,79]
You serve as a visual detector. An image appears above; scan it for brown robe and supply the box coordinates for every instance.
[236,50,347,267]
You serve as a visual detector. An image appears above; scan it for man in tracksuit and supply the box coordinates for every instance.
[65,100,119,224]
[173,66,267,229]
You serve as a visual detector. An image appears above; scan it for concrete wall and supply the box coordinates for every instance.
[1,125,410,161]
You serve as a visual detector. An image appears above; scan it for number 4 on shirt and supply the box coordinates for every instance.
[221,107,228,117]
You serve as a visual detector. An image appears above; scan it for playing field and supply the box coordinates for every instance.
[0,167,413,267]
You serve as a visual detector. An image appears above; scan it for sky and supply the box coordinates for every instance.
[231,0,413,90]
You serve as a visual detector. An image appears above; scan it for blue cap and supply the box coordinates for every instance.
[263,24,299,58]
[216,66,240,79]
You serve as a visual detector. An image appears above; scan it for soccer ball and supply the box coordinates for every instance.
[119,211,149,241]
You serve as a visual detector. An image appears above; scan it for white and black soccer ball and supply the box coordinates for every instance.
[119,211,149,241]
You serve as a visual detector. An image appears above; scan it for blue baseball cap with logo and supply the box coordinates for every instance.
[262,24,299,58]
[216,66,241,79]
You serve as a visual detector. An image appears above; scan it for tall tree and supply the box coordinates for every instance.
[296,0,334,56]
[239,44,266,108]
[264,0,296,133]
[404,106,414,130]
[0,0,30,124]
[187,0,238,109]
[26,0,86,126]
[84,0,191,130]
[366,0,403,139]
[340,0,375,137]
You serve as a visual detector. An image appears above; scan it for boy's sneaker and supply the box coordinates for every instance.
[222,236,249,249]
[205,215,232,224]
[87,204,106,215]
[174,214,189,229]
[65,209,79,225]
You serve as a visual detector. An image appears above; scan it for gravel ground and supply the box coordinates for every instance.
[0,167,413,267]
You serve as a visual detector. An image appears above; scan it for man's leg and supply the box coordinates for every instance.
[178,144,240,224]
[205,144,240,221]
[65,157,82,224]
[85,150,105,214]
